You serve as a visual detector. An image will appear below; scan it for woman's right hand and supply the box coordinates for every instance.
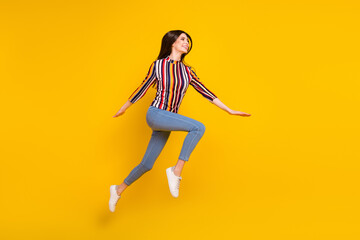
[113,109,126,118]
[113,100,133,117]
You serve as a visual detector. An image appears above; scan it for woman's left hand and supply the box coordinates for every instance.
[228,109,251,117]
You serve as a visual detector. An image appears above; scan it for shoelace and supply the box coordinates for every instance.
[112,189,120,204]
[112,195,120,206]
[175,178,181,190]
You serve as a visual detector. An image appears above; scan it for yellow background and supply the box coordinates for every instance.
[1,0,359,239]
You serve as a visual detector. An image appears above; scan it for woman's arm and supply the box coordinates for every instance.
[113,100,133,118]
[113,61,157,118]
[211,98,251,117]
[188,68,250,116]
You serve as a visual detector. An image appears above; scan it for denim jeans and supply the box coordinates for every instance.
[123,106,206,186]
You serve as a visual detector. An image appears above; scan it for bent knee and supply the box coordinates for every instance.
[193,122,206,135]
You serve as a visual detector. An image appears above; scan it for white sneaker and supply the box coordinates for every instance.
[109,185,121,212]
[166,167,182,198]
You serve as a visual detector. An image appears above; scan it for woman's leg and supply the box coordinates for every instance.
[116,106,206,196]
[146,106,206,167]
[146,107,206,197]
[173,159,186,177]
[116,182,128,196]
[121,130,171,188]
[146,107,205,161]
[109,128,171,211]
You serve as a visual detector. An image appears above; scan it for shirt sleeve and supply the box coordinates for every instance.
[189,67,217,101]
[128,61,157,104]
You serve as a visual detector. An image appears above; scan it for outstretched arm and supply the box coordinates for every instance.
[188,68,251,117]
[113,61,156,118]
[211,98,251,117]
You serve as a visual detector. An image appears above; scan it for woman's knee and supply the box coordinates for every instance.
[199,122,206,135]
[140,162,153,172]
[192,121,206,136]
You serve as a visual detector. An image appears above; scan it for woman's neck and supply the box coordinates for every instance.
[169,52,182,61]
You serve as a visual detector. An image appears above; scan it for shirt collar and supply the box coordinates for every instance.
[165,56,180,64]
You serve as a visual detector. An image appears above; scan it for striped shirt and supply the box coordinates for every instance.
[128,56,217,113]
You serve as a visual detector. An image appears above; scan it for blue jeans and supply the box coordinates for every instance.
[123,106,206,186]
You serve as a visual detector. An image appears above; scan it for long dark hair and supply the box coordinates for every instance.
[151,30,194,89]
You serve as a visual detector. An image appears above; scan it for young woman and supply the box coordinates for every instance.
[109,30,251,212]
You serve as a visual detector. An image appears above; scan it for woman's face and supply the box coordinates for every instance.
[172,33,190,55]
